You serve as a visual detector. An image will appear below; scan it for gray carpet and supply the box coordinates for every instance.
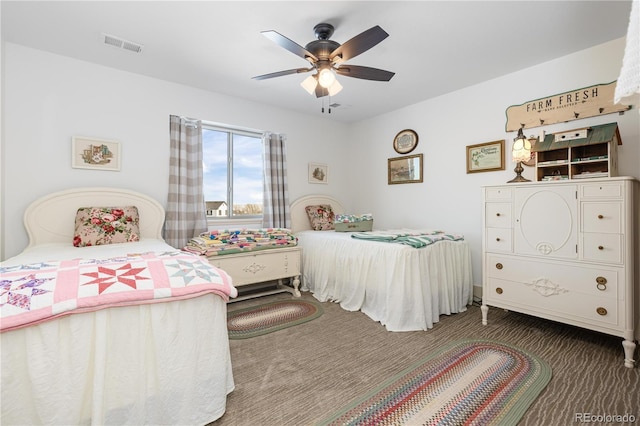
[213,292,639,425]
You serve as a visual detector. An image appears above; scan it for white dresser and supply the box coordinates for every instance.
[208,246,301,302]
[481,177,639,367]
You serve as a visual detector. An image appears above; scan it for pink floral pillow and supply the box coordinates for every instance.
[305,204,335,231]
[73,206,140,247]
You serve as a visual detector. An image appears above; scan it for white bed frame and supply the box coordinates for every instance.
[290,194,345,233]
[23,187,165,247]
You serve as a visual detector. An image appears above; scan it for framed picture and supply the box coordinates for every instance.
[388,153,423,185]
[72,136,121,171]
[466,140,505,173]
[308,162,328,184]
[393,129,419,154]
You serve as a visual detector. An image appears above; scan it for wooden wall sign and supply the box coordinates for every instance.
[505,81,631,132]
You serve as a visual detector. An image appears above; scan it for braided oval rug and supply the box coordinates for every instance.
[318,339,551,426]
[227,299,323,339]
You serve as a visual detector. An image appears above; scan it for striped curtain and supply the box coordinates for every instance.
[163,115,207,248]
[262,132,290,228]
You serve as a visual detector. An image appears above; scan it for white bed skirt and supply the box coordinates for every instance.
[1,294,234,425]
[298,231,473,332]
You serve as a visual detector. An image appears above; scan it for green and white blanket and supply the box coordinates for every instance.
[351,229,463,248]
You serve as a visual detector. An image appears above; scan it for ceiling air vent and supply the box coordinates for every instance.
[102,33,143,53]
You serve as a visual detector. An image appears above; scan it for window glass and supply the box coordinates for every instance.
[202,125,263,218]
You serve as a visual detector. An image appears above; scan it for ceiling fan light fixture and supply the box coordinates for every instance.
[300,75,318,95]
[318,68,336,88]
[256,23,393,104]
[327,79,343,96]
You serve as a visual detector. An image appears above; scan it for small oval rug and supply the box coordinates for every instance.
[227,299,323,339]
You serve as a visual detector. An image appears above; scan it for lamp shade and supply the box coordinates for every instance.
[512,138,532,162]
[512,128,531,162]
[327,79,343,96]
[301,75,317,95]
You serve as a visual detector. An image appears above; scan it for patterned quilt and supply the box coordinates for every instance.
[350,230,464,248]
[183,228,297,256]
[0,250,236,332]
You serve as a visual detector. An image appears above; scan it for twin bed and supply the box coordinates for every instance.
[290,195,473,332]
[1,188,236,425]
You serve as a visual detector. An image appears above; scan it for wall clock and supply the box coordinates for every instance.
[393,129,418,154]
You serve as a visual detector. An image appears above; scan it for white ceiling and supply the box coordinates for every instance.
[1,1,633,123]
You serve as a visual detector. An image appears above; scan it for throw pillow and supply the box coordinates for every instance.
[305,204,335,231]
[73,206,140,247]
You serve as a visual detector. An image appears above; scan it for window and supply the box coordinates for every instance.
[202,123,263,219]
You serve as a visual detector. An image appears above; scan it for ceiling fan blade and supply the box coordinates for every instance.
[335,65,395,81]
[252,68,312,80]
[261,30,318,62]
[330,25,389,63]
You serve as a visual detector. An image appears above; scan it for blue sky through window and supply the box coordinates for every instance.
[202,128,263,208]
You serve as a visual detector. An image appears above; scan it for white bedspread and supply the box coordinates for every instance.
[297,230,473,332]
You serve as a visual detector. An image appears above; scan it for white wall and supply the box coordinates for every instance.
[347,37,639,289]
[1,43,350,259]
[2,38,638,296]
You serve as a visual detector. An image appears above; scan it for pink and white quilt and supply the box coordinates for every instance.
[0,250,237,332]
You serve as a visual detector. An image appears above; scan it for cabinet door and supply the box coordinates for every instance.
[514,185,578,258]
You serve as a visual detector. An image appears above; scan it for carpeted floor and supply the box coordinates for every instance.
[213,292,639,426]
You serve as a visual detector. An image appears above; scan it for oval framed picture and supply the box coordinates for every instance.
[393,129,419,154]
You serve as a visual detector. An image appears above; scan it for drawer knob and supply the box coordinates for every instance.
[496,213,501,217]
[596,276,607,291]
[596,307,607,316]
[597,214,604,219]
[496,287,503,294]
[598,245,604,251]
[496,237,501,242]
[496,263,503,270]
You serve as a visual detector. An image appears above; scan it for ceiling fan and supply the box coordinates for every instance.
[252,23,395,98]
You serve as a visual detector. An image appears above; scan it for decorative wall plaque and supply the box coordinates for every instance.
[505,81,631,132]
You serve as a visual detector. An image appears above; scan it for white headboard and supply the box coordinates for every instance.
[290,194,345,233]
[23,187,165,248]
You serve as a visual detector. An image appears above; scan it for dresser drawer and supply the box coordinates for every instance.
[485,203,512,228]
[485,278,621,327]
[580,182,623,198]
[486,254,620,299]
[208,248,301,287]
[581,233,623,264]
[485,187,513,201]
[582,202,622,233]
[486,228,512,252]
